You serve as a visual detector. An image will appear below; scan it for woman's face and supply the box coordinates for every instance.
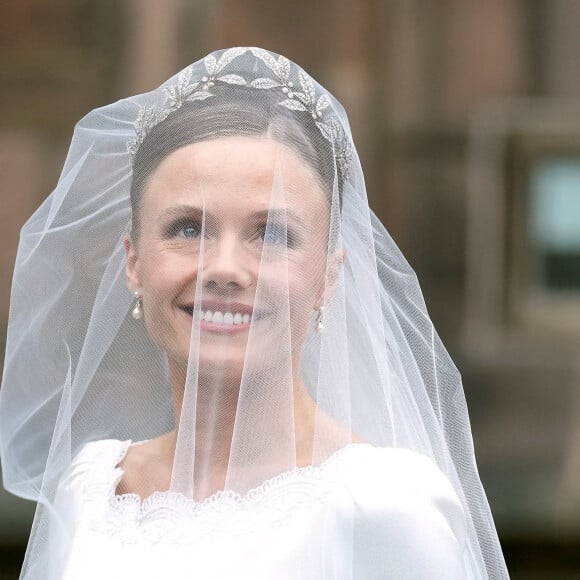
[125,136,334,378]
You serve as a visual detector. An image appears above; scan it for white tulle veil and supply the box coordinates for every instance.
[0,47,507,579]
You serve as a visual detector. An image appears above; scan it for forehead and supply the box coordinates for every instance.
[141,136,328,216]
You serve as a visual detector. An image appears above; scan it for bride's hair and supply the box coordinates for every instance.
[130,84,344,238]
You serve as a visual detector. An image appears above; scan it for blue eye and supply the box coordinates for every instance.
[165,219,202,239]
[181,224,200,238]
[260,224,295,247]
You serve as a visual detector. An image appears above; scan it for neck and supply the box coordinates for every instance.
[167,357,316,496]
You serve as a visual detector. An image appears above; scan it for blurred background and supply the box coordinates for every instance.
[1,1,580,578]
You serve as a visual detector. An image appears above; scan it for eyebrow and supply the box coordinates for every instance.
[157,204,307,227]
[157,205,204,223]
[251,208,306,227]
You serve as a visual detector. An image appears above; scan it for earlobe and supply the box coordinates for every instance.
[124,235,142,293]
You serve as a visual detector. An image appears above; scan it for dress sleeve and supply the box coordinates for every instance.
[52,440,128,547]
[51,440,130,580]
[342,446,467,580]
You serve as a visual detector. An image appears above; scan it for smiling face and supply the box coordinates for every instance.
[125,136,333,380]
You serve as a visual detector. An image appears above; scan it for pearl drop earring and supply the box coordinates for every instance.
[132,291,143,320]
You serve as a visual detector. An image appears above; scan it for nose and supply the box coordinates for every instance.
[202,234,253,293]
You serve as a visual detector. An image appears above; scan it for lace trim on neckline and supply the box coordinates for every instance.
[110,441,367,515]
[81,441,369,544]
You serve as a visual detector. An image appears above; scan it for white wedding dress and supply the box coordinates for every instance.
[54,440,467,580]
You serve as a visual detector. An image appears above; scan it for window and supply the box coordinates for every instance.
[466,102,580,338]
[529,159,580,292]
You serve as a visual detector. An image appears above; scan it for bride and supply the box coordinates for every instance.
[0,47,508,579]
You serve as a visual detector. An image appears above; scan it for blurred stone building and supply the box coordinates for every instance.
[2,1,580,578]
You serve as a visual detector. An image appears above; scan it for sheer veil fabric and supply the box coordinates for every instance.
[0,48,508,579]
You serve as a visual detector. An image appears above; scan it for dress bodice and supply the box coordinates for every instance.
[54,440,468,579]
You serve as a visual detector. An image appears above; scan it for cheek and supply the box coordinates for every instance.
[139,247,200,301]
[286,254,326,314]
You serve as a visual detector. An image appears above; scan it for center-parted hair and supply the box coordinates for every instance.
[130,84,344,237]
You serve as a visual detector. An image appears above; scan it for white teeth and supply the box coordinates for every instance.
[200,310,252,325]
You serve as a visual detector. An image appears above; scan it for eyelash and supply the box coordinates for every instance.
[258,223,297,248]
[165,218,202,239]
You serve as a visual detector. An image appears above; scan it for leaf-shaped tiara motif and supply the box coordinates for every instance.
[127,47,352,181]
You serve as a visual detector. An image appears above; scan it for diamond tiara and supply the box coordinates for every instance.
[127,47,352,182]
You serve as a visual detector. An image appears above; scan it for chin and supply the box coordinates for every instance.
[187,343,248,374]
